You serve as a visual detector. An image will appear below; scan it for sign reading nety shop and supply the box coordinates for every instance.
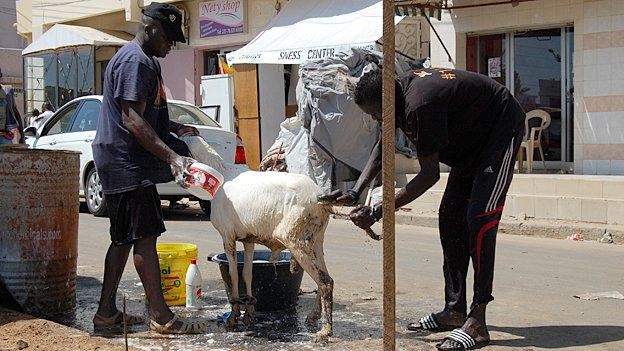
[200,0,245,38]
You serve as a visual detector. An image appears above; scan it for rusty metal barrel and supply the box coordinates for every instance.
[0,148,80,318]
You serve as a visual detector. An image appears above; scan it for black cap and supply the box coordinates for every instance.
[142,2,186,43]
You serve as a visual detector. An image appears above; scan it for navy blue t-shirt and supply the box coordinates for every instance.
[93,41,185,194]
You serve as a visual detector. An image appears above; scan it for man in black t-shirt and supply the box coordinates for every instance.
[92,3,207,335]
[327,68,525,350]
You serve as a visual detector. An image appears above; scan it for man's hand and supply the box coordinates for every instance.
[176,125,200,137]
[318,189,359,206]
[170,155,195,184]
[349,205,378,230]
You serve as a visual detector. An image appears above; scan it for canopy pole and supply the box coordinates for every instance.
[382,1,396,350]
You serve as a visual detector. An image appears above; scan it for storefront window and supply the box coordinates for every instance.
[514,29,563,162]
[58,51,77,106]
[203,50,219,76]
[466,34,506,86]
[24,47,96,114]
[466,28,574,168]
[24,53,57,115]
[77,47,94,98]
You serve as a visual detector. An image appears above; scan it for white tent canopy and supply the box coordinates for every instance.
[226,0,402,65]
[22,24,132,56]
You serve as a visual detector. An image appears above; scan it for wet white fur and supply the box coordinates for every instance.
[182,136,334,342]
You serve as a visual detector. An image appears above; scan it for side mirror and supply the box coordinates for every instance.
[23,126,38,138]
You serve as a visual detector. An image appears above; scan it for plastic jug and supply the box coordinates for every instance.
[182,162,224,200]
[185,259,203,309]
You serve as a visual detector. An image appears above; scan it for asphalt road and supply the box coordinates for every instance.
[75,205,624,351]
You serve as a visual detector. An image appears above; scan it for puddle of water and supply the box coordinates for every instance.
[59,274,428,350]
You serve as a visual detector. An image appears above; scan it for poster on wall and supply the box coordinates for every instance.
[488,57,502,78]
[199,0,245,38]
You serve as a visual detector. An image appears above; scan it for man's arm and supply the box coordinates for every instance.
[394,152,440,208]
[350,152,440,229]
[169,120,199,137]
[169,120,183,133]
[352,137,382,195]
[321,137,382,205]
[121,100,190,176]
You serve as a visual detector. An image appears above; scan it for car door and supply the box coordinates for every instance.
[33,102,80,150]
[64,99,101,179]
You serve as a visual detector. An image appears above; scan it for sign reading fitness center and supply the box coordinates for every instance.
[278,44,377,62]
[199,0,245,38]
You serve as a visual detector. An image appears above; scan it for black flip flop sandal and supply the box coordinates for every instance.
[436,328,490,351]
[406,313,457,332]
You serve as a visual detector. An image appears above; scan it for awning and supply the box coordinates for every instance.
[22,24,132,56]
[226,0,403,65]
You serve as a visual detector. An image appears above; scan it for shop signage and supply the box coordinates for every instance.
[228,43,377,65]
[199,0,245,38]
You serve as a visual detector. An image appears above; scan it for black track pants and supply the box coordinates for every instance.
[438,129,523,314]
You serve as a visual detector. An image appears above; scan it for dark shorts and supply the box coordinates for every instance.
[106,185,166,246]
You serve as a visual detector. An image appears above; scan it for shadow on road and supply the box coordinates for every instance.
[79,199,209,222]
[490,325,624,349]
[162,208,209,222]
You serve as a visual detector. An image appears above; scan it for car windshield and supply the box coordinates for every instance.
[168,103,220,128]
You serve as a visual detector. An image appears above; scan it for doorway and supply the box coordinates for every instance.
[466,27,574,171]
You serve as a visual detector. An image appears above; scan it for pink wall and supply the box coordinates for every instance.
[158,48,198,104]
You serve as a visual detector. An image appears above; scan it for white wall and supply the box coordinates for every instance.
[429,10,458,69]
[158,49,196,104]
[258,64,285,155]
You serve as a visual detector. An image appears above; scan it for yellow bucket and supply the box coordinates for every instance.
[156,243,198,306]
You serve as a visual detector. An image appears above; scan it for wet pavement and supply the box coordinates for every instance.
[67,273,431,350]
[62,206,624,350]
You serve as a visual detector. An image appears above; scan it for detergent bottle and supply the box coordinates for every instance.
[185,259,203,309]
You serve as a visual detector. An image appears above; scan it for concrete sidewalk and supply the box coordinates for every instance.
[333,208,623,244]
[394,211,623,243]
[351,172,624,244]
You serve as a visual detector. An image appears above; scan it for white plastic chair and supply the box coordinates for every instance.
[518,109,551,173]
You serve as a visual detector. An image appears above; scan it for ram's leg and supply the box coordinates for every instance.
[242,242,256,327]
[224,240,240,329]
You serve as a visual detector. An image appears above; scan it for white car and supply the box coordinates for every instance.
[25,95,247,217]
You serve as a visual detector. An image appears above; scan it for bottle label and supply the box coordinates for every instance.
[186,285,202,307]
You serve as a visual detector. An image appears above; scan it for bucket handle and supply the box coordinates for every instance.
[207,253,219,263]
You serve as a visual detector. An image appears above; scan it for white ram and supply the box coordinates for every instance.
[183,136,336,342]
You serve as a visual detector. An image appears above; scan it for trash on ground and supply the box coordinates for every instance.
[567,233,584,241]
[600,232,614,244]
[361,296,377,301]
[574,291,624,300]
[217,310,232,323]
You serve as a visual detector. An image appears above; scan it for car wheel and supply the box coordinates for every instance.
[86,167,108,217]
[199,200,211,219]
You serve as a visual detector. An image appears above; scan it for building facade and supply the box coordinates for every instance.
[425,0,624,176]
[16,0,284,168]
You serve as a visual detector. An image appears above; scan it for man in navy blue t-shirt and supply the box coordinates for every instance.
[92,3,207,334]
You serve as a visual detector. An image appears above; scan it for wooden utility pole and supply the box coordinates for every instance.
[381,1,396,350]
